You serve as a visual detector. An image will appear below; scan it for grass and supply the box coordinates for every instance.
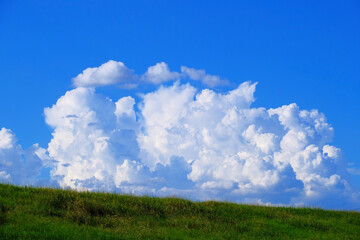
[0,183,359,239]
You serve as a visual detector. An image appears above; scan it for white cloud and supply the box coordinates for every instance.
[72,60,137,88]
[44,87,140,191]
[142,62,181,84]
[181,66,228,87]
[0,127,16,149]
[141,63,228,87]
[43,86,193,193]
[0,128,48,185]
[1,60,358,209]
[40,80,358,208]
[72,60,228,88]
[137,81,356,207]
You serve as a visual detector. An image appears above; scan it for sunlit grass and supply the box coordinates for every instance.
[0,183,359,239]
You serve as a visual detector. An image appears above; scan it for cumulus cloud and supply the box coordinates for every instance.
[1,60,358,209]
[181,66,228,87]
[44,87,139,191]
[39,80,359,209]
[72,60,137,88]
[0,128,49,186]
[137,82,354,208]
[142,62,181,84]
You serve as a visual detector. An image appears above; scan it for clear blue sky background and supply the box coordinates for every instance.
[1,1,359,186]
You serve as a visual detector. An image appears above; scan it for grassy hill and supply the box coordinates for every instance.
[0,184,359,239]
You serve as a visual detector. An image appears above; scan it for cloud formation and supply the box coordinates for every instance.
[44,87,140,191]
[181,66,228,87]
[142,62,181,84]
[72,60,137,88]
[1,61,359,209]
[137,82,356,208]
[72,60,228,88]
[0,128,48,185]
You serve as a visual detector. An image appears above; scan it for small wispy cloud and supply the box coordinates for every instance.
[72,60,229,88]
[181,66,228,87]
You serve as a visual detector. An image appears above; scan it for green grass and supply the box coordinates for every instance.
[0,183,359,239]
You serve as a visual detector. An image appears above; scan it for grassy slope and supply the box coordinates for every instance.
[0,184,359,239]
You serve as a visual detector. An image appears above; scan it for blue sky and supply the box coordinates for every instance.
[0,1,359,208]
